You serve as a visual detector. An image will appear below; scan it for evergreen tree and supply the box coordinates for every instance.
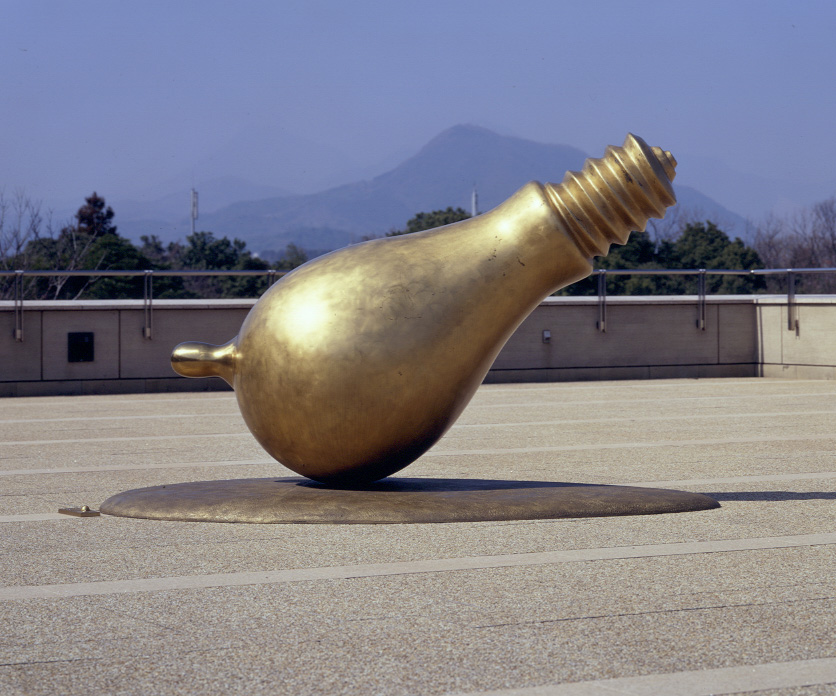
[386,207,471,236]
[24,192,154,299]
[75,193,117,238]
[170,231,270,298]
[666,222,764,293]
[274,243,309,271]
[559,221,763,296]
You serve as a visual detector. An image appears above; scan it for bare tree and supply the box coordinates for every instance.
[752,197,836,293]
[645,205,706,244]
[41,224,105,300]
[0,190,43,262]
[0,190,50,299]
[0,189,104,300]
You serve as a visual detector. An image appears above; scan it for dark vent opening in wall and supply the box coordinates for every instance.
[68,332,95,363]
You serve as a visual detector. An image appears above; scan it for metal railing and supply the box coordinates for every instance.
[591,267,836,334]
[3,267,836,342]
[2,269,286,342]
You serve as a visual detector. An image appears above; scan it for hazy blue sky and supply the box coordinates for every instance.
[3,0,835,218]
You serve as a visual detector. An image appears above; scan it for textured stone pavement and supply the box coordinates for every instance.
[1,378,835,695]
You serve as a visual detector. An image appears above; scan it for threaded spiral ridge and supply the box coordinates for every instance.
[546,134,677,259]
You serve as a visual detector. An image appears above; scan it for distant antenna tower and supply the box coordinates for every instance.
[471,185,479,217]
[190,188,199,235]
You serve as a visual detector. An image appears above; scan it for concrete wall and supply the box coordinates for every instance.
[488,296,760,383]
[756,297,836,380]
[0,300,253,396]
[1,295,834,396]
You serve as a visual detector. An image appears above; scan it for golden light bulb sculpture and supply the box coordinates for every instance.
[172,134,677,484]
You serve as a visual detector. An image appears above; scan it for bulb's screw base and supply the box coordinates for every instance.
[547,134,677,259]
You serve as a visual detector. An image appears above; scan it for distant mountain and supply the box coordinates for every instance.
[118,125,754,254]
[673,185,752,238]
[113,177,290,242]
[196,125,590,254]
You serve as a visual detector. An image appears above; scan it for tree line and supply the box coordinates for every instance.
[3,191,836,301]
[0,192,308,300]
[570,196,836,296]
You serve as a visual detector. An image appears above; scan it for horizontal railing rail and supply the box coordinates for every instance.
[3,267,836,341]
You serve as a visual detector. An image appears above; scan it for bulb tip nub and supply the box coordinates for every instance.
[651,146,677,182]
[171,340,237,385]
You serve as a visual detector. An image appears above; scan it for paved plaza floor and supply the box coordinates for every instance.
[1,378,835,695]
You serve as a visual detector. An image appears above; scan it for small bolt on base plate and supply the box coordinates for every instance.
[58,505,100,517]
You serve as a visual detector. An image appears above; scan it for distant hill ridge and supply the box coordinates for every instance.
[119,125,750,254]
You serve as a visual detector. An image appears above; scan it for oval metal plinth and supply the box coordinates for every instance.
[100,477,719,524]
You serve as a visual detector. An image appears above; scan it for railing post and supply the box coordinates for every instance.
[143,270,153,339]
[596,269,607,332]
[787,270,797,332]
[696,269,706,331]
[13,270,24,342]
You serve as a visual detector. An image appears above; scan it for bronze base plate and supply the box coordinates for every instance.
[100,477,719,524]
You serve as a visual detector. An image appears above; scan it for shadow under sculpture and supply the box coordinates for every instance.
[100,134,720,523]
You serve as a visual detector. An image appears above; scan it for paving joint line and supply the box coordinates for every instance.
[4,431,835,462]
[0,458,274,478]
[1,532,834,601]
[448,656,836,695]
